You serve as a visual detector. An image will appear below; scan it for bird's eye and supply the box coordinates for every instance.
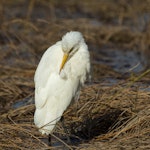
[69,47,74,53]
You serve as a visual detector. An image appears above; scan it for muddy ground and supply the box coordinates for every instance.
[0,0,150,149]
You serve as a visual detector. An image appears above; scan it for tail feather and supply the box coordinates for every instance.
[34,106,62,135]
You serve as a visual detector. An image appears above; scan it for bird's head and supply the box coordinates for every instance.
[59,31,84,73]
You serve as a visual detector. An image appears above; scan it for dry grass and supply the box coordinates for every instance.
[0,0,150,149]
[0,80,150,149]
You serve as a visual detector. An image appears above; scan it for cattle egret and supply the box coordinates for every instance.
[34,31,90,136]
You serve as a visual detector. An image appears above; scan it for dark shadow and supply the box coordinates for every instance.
[69,109,129,142]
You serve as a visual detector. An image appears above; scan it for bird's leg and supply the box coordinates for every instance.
[60,116,71,144]
[74,90,80,117]
[75,100,79,117]
[48,134,51,146]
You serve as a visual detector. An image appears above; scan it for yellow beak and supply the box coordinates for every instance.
[59,53,69,73]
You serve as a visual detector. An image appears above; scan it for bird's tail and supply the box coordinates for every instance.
[39,115,61,135]
[34,107,62,135]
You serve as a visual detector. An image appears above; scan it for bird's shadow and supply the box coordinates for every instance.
[68,108,129,144]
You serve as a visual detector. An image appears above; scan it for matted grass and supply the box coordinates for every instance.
[0,79,150,149]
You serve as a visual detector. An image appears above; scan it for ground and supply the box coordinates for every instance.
[0,0,150,149]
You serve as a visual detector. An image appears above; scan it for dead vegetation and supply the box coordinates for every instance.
[0,81,150,149]
[0,0,150,149]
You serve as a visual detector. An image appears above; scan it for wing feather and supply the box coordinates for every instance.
[34,42,63,108]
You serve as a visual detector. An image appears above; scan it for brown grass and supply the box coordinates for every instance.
[0,80,150,149]
[0,0,150,149]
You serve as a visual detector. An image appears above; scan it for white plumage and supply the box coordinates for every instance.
[34,31,90,135]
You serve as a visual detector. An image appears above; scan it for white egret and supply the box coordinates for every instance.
[34,31,90,137]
